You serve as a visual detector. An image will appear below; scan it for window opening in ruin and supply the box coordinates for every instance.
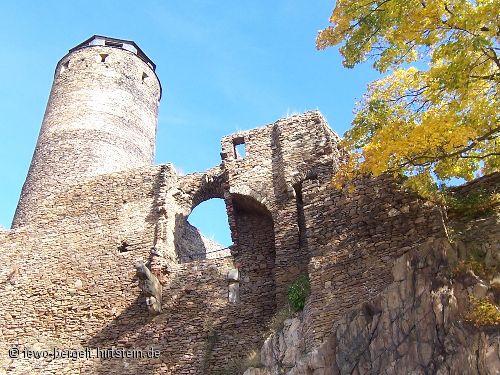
[60,60,69,74]
[294,182,307,247]
[100,54,109,63]
[233,137,246,159]
[180,198,232,262]
[142,72,148,82]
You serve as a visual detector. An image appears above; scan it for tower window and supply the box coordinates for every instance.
[60,60,70,74]
[100,54,109,63]
[105,40,123,48]
[293,182,306,247]
[142,72,148,82]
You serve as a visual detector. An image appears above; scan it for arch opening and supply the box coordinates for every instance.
[175,198,233,263]
[229,193,277,329]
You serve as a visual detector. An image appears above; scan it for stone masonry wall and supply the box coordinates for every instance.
[446,172,500,270]
[221,111,342,306]
[301,175,448,348]
[0,161,279,374]
[4,106,494,375]
[0,165,164,370]
[13,44,161,228]
[0,121,292,375]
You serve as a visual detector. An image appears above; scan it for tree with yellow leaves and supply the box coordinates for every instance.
[317,0,499,195]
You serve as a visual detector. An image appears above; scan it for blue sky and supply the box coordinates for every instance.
[0,1,379,244]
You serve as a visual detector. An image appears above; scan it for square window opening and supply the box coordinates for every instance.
[233,137,246,159]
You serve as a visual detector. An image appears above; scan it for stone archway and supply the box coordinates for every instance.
[228,192,277,328]
[173,168,231,262]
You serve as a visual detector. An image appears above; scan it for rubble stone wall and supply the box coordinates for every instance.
[221,111,342,306]
[301,175,448,347]
[0,162,277,374]
[13,45,161,228]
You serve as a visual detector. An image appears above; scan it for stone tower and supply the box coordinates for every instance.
[12,35,162,228]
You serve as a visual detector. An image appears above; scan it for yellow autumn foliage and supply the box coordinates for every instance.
[318,0,499,193]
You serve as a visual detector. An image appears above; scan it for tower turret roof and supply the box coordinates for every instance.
[70,35,157,71]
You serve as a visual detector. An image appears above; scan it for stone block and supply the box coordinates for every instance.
[228,282,240,303]
[227,268,239,281]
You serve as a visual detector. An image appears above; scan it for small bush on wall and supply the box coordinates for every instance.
[288,275,310,312]
[465,297,500,327]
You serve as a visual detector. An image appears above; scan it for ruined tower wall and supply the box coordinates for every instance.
[12,43,161,228]
[221,111,343,306]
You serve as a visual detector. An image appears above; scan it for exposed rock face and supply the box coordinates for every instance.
[246,238,499,375]
[259,317,305,373]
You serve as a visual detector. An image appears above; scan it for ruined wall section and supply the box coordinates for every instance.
[221,111,342,306]
[0,239,234,375]
[13,44,161,228]
[82,257,238,375]
[0,162,281,375]
[176,221,229,262]
[301,175,448,347]
[446,172,500,269]
[0,165,169,373]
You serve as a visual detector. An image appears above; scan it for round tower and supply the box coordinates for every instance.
[12,35,162,228]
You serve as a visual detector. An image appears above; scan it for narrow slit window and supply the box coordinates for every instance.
[294,182,306,247]
[233,137,246,159]
[142,72,148,82]
[100,54,109,63]
[60,60,70,74]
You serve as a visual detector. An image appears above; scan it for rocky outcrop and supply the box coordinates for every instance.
[245,238,499,375]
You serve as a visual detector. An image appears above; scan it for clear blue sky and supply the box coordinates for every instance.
[0,1,379,244]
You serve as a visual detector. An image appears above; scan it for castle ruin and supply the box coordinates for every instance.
[0,36,498,375]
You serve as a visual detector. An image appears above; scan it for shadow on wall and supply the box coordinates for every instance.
[144,165,168,227]
[87,192,279,374]
[271,123,287,203]
[174,213,228,262]
[86,271,225,374]
[86,295,158,374]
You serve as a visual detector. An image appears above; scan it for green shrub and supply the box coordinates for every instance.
[465,297,500,327]
[445,189,499,217]
[287,275,310,312]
